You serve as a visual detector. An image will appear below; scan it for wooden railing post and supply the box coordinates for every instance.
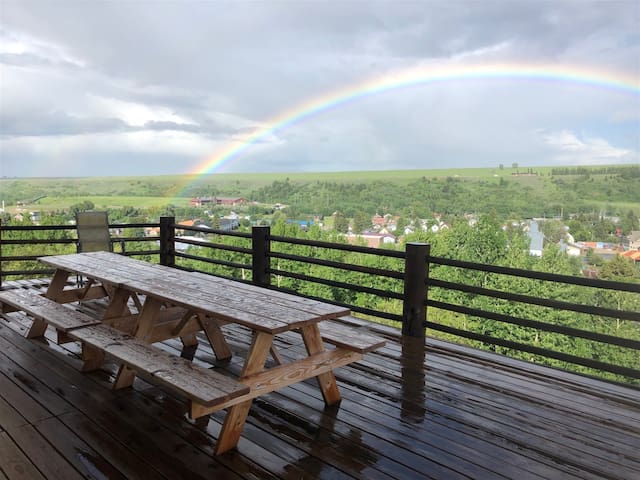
[159,216,175,267]
[402,242,430,339]
[252,225,271,286]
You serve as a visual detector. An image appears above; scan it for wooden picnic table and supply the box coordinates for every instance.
[21,251,384,454]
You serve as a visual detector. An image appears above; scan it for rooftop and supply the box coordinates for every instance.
[1,279,638,479]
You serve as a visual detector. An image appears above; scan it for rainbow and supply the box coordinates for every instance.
[178,62,639,194]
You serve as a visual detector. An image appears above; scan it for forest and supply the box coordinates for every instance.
[1,165,639,384]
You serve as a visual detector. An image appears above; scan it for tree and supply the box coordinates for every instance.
[352,211,371,234]
[621,210,640,235]
[585,248,605,267]
[599,255,639,281]
[540,220,565,244]
[211,214,220,230]
[333,212,349,233]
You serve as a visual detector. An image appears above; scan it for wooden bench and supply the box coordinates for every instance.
[319,317,386,353]
[68,324,249,416]
[0,289,249,418]
[0,288,101,341]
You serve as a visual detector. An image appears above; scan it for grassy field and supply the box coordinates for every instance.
[1,164,636,216]
[27,196,191,212]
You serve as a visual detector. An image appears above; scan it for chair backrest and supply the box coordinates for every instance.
[76,211,112,253]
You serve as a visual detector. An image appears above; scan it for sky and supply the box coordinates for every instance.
[1,1,639,178]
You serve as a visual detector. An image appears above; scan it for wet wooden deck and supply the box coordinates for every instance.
[1,279,639,479]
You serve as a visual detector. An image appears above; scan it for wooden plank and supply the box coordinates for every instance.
[215,331,273,454]
[0,323,248,480]
[197,314,232,361]
[0,431,46,480]
[301,324,342,405]
[188,270,349,316]
[57,412,166,480]
[191,348,363,417]
[255,331,639,480]
[252,338,607,480]
[0,394,29,431]
[0,349,74,420]
[3,281,640,480]
[34,415,128,479]
[70,324,249,406]
[319,319,386,353]
[7,424,84,480]
[42,253,349,333]
[0,289,101,333]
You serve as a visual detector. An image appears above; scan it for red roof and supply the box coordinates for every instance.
[621,250,640,261]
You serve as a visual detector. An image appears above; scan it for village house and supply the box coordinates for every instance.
[189,196,247,207]
[346,232,396,248]
[621,250,640,265]
[214,196,246,206]
[625,231,640,250]
[527,221,544,257]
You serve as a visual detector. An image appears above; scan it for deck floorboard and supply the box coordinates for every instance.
[0,282,638,480]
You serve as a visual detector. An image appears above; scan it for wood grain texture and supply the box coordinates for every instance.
[1,292,640,480]
[0,289,100,334]
[70,324,249,406]
[319,319,386,353]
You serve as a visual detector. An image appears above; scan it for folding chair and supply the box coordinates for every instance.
[75,211,112,289]
[76,211,112,253]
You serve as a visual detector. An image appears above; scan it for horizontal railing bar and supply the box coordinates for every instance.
[1,239,76,245]
[425,322,640,380]
[270,234,407,258]
[175,252,251,271]
[269,251,405,279]
[174,224,252,239]
[0,222,157,231]
[430,278,639,321]
[173,265,256,287]
[349,305,402,322]
[264,283,404,322]
[122,250,160,257]
[1,255,51,262]
[427,299,640,350]
[0,224,74,231]
[270,268,404,300]
[113,237,159,243]
[175,237,252,255]
[1,269,55,277]
[109,222,158,228]
[431,255,640,293]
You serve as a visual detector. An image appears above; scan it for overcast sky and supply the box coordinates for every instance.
[1,1,639,178]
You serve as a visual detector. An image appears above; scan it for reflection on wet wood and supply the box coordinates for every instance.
[0,282,639,479]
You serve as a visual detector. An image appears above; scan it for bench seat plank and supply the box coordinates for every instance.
[319,319,386,353]
[70,324,249,408]
[0,289,100,332]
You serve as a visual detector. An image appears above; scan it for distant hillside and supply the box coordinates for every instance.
[1,164,638,219]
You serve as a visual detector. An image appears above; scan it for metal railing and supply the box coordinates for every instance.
[1,216,639,384]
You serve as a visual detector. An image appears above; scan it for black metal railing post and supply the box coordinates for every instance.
[159,216,175,267]
[0,220,3,289]
[402,242,430,339]
[252,225,271,286]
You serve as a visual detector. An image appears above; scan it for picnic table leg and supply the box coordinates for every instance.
[44,268,72,301]
[198,314,232,362]
[301,324,342,406]
[112,296,163,390]
[80,344,105,372]
[26,268,72,338]
[215,331,273,455]
[102,287,133,325]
